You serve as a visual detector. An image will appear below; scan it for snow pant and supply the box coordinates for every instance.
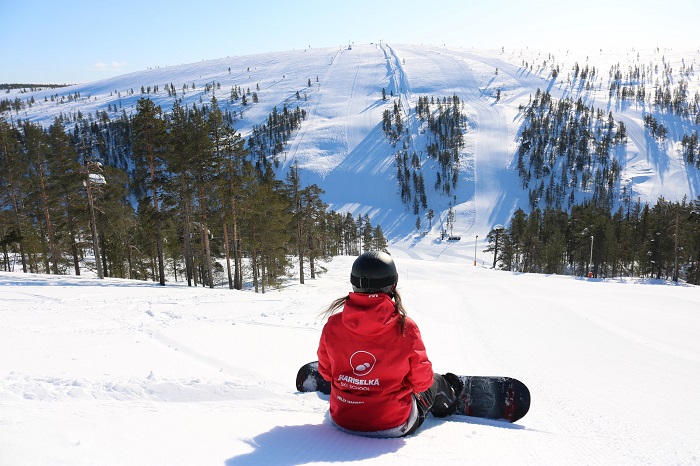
[403,374,458,436]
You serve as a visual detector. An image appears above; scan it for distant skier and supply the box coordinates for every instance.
[317,251,463,437]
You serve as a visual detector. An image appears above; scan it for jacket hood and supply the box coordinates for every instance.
[341,292,399,336]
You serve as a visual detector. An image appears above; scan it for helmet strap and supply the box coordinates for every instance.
[360,276,369,289]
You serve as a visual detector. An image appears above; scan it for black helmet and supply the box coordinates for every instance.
[350,251,398,294]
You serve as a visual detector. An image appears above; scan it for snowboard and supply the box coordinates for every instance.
[296,361,530,423]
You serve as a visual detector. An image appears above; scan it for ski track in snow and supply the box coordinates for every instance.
[2,253,700,465]
[11,44,700,243]
[4,44,700,464]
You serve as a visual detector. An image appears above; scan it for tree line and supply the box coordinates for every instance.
[485,196,700,284]
[0,97,387,291]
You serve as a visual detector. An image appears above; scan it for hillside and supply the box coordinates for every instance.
[5,43,700,242]
[3,43,700,466]
[1,251,699,465]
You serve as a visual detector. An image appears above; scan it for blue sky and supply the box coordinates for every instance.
[2,0,698,84]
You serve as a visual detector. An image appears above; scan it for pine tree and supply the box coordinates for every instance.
[241,180,291,293]
[343,213,359,255]
[47,119,83,275]
[70,120,105,278]
[300,183,329,279]
[189,105,217,288]
[167,100,197,286]
[0,119,29,272]
[217,102,248,290]
[372,225,388,252]
[95,164,134,279]
[508,208,527,271]
[447,205,455,236]
[362,215,373,253]
[131,98,168,285]
[287,161,305,284]
[23,121,60,274]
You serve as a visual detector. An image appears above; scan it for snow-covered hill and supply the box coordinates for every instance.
[1,247,699,465]
[4,44,700,465]
[8,43,700,242]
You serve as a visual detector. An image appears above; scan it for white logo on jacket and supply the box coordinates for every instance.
[350,350,376,376]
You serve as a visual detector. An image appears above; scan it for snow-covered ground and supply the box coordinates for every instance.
[4,44,700,464]
[2,242,699,465]
[9,44,700,241]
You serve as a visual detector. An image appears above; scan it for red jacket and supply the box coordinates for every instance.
[317,293,434,432]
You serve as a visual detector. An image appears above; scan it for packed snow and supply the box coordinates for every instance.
[1,243,699,465]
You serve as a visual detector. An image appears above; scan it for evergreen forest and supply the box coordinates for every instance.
[0,97,387,291]
[485,191,700,284]
[4,46,700,287]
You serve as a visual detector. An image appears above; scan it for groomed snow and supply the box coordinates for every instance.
[1,242,699,465]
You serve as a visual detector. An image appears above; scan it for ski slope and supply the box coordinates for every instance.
[1,246,699,465]
[10,44,700,243]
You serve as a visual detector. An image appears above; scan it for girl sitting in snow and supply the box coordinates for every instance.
[317,250,462,437]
